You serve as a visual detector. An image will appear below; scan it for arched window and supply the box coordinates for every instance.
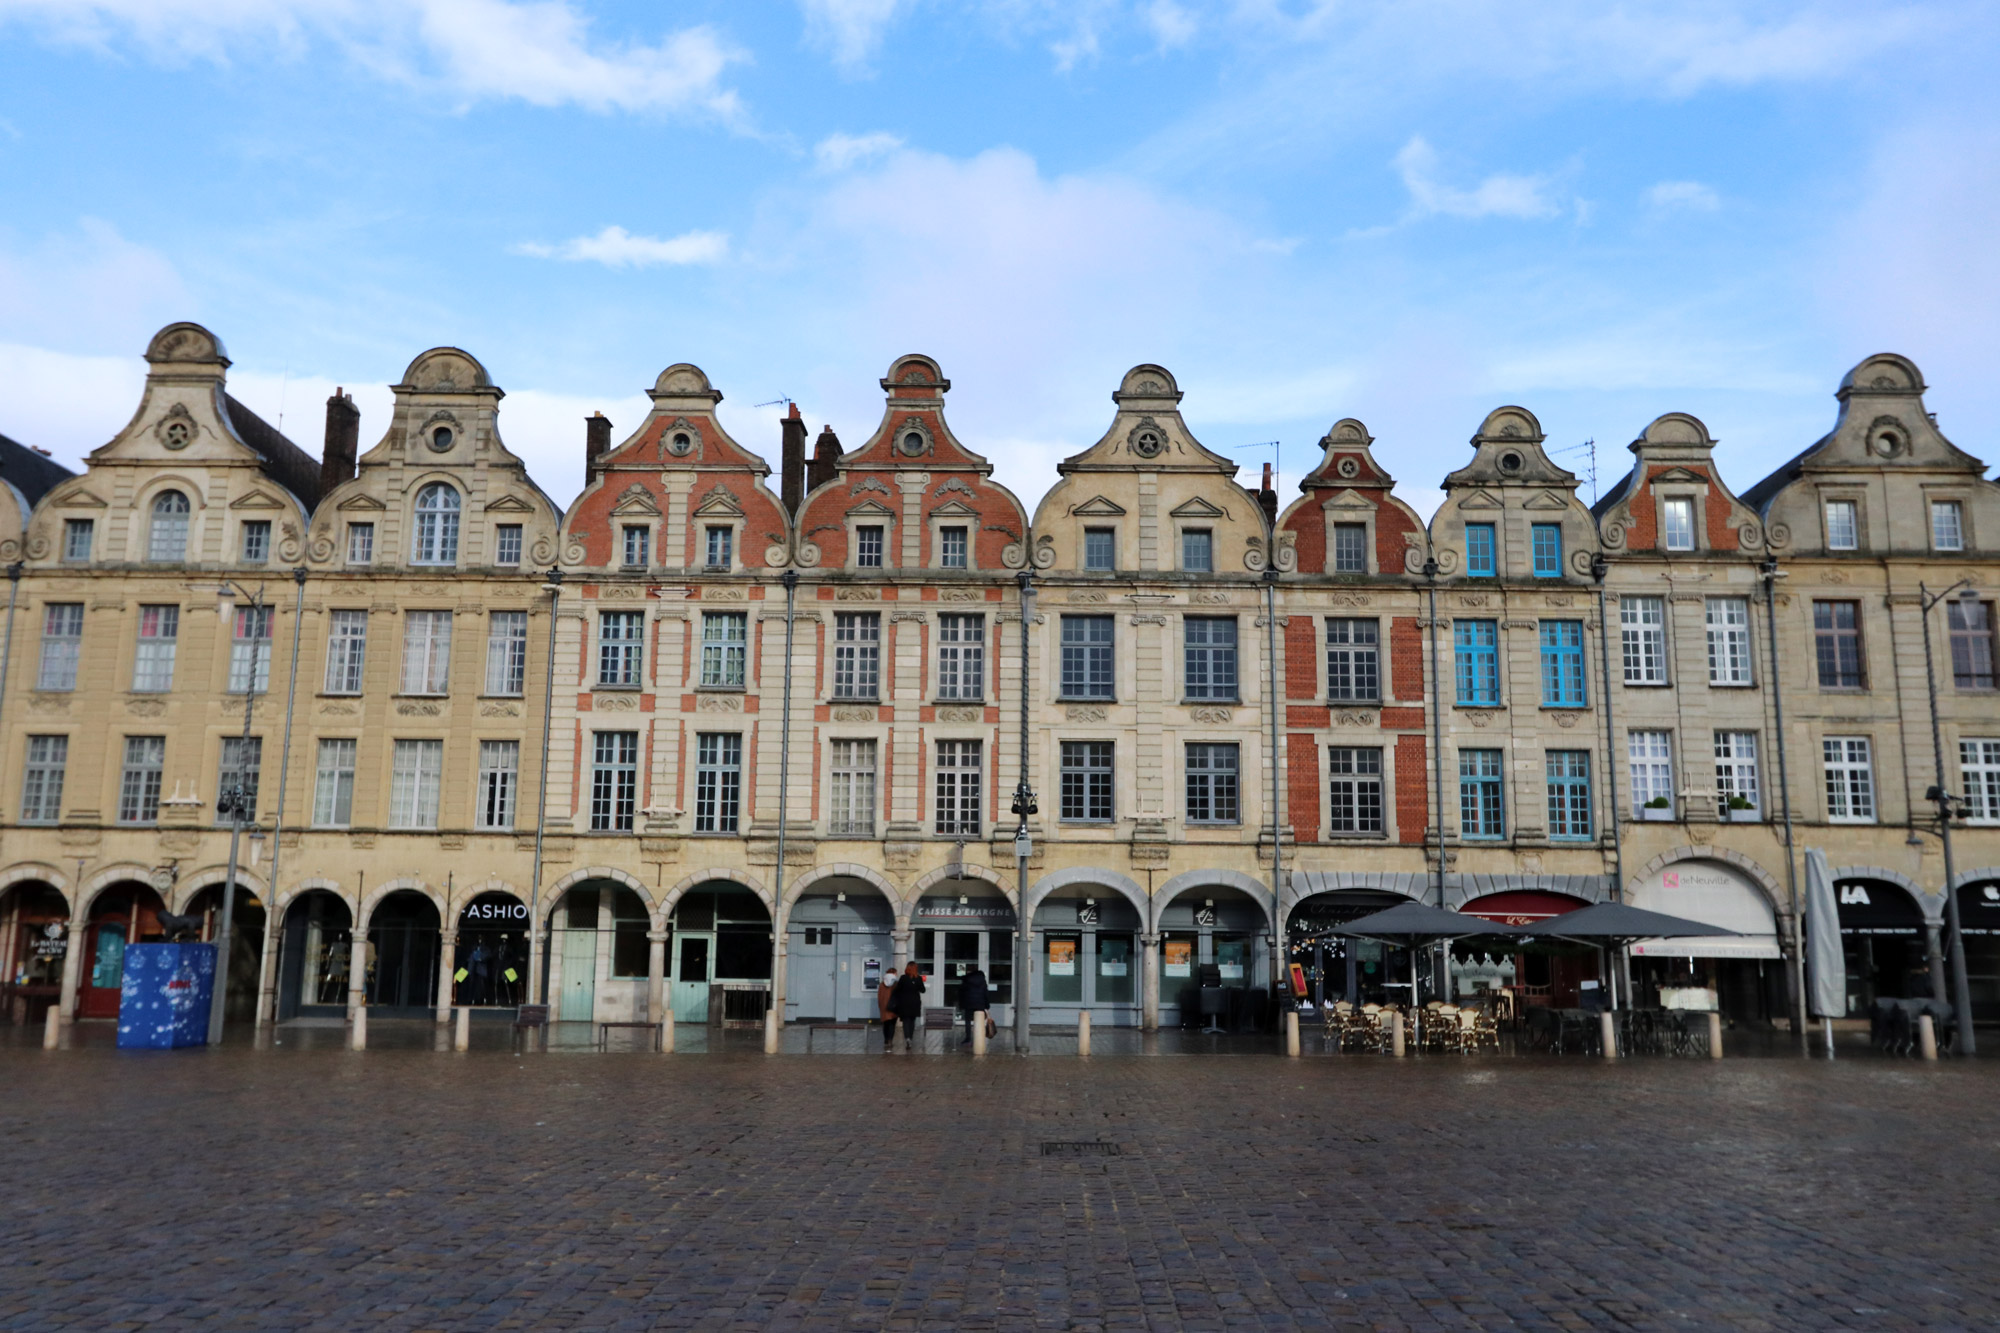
[148,490,190,562]
[412,483,460,565]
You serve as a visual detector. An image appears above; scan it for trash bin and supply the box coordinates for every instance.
[116,943,216,1049]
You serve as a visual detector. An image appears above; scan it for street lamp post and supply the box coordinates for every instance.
[209,580,268,1046]
[1919,580,1979,1056]
[1011,570,1037,1054]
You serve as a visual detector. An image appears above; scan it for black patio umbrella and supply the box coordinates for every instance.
[1332,902,1527,1010]
[1516,902,1739,1012]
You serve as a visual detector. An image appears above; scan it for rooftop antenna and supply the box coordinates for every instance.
[1554,438,1598,506]
[755,397,794,409]
[1230,440,1281,495]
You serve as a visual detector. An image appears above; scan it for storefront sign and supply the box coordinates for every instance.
[915,896,1013,920]
[1960,883,2000,936]
[1163,939,1193,977]
[31,923,67,958]
[1048,939,1076,976]
[1834,881,1924,935]
[461,901,529,926]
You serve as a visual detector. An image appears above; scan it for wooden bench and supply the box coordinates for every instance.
[595,1020,664,1052]
[512,1004,550,1052]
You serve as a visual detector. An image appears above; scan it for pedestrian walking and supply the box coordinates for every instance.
[888,962,926,1052]
[876,966,899,1054]
[959,964,991,1047]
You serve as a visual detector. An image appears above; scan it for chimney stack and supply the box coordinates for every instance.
[807,425,843,494]
[585,412,612,480]
[321,388,360,496]
[780,402,808,515]
[1258,462,1278,529]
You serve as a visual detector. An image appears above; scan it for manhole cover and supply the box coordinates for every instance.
[1041,1141,1121,1158]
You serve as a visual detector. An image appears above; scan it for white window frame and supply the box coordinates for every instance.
[832,612,881,699]
[1822,736,1875,824]
[313,738,357,828]
[37,603,82,692]
[389,738,444,829]
[621,524,651,568]
[1932,500,1965,552]
[1181,528,1214,573]
[1661,497,1696,551]
[228,605,272,695]
[1704,597,1753,686]
[240,520,271,564]
[1824,498,1859,551]
[412,483,461,566]
[148,491,190,563]
[700,612,747,689]
[1961,738,2000,824]
[939,525,969,570]
[1628,730,1675,815]
[20,734,67,824]
[400,610,453,695]
[345,522,375,565]
[1714,731,1760,814]
[693,732,742,833]
[589,730,639,832]
[597,610,644,687]
[1331,522,1367,574]
[118,735,165,825]
[494,523,523,566]
[477,739,519,830]
[1327,745,1384,835]
[62,518,93,563]
[324,610,367,694]
[934,739,983,836]
[132,604,179,693]
[484,611,527,696]
[704,525,734,570]
[1620,596,1668,685]
[936,614,984,700]
[829,738,877,836]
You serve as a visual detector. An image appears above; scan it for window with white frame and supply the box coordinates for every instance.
[1327,618,1380,701]
[622,525,650,568]
[1822,737,1875,822]
[598,611,644,686]
[118,736,165,824]
[1662,497,1695,551]
[940,526,968,569]
[1960,738,2000,824]
[132,605,179,692]
[705,525,733,569]
[694,732,742,832]
[494,524,522,566]
[37,604,82,691]
[829,739,877,836]
[148,491,190,562]
[1714,731,1760,813]
[323,610,367,694]
[1060,741,1114,822]
[1620,596,1667,684]
[937,614,984,699]
[20,735,66,824]
[934,739,983,835]
[1933,500,1965,551]
[855,525,884,568]
[216,736,262,823]
[1628,730,1675,814]
[1183,617,1238,700]
[389,738,444,829]
[346,522,374,565]
[1824,498,1858,551]
[1327,746,1383,834]
[1185,742,1239,824]
[476,739,519,830]
[484,610,527,696]
[1705,597,1752,685]
[62,519,93,563]
[833,612,880,698]
[313,738,356,827]
[228,605,272,694]
[240,520,271,564]
[589,731,638,832]
[412,483,461,565]
[401,610,453,694]
[1332,523,1367,574]
[701,611,748,688]
[1181,529,1214,573]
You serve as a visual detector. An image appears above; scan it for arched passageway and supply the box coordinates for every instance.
[786,877,897,1024]
[1287,888,1411,1009]
[364,891,440,1015]
[453,892,529,1010]
[907,882,1016,1026]
[277,890,352,1020]
[1154,884,1273,1030]
[182,883,266,1024]
[1834,878,1930,1013]
[0,882,68,1026]
[545,881,651,1023]
[78,882,166,1019]
[666,882,771,1024]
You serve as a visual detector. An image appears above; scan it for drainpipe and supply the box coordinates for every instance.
[0,563,22,742]
[767,568,798,1054]
[1591,554,1629,1009]
[532,568,564,1007]
[254,566,308,1026]
[1012,570,1037,1054]
[1424,559,1446,999]
[1760,557,1806,1054]
[1264,566,1285,1017]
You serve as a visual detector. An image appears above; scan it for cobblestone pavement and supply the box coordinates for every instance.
[3,1034,1997,1331]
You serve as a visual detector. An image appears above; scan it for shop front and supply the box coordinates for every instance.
[1,883,68,1026]
[667,883,771,1023]
[364,890,441,1016]
[787,883,896,1023]
[1156,887,1270,1029]
[78,882,166,1019]
[1955,881,2000,1024]
[907,891,1016,1029]
[546,882,650,1023]
[183,883,265,1024]
[277,890,352,1020]
[1286,889,1411,1008]
[453,892,529,1011]
[1629,860,1786,1025]
[1834,878,1931,1014]
[1457,890,1596,1009]
[1031,889,1141,1026]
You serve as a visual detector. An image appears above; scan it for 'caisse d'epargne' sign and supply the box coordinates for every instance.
[460,901,529,926]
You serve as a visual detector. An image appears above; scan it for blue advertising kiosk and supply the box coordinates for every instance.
[116,943,216,1049]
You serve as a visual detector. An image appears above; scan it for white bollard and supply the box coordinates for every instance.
[1077,1009,1091,1057]
[42,1006,60,1050]
[454,1006,470,1052]
[1600,1011,1618,1059]
[972,1013,987,1056]
[659,1015,674,1054]
[1390,1010,1405,1058]
[1919,1013,1938,1061]
[764,1004,779,1054]
[350,1006,367,1051]
[1708,1012,1724,1060]
[1285,1009,1301,1058]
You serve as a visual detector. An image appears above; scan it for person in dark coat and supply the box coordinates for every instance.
[888,962,926,1052]
[876,966,899,1054]
[959,965,991,1046]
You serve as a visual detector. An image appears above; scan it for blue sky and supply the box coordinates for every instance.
[2,1,1995,516]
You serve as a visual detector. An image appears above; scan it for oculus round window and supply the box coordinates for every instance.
[1499,451,1524,474]
[430,426,454,452]
[1336,456,1361,479]
[900,430,926,456]
[1132,430,1165,458]
[669,431,694,456]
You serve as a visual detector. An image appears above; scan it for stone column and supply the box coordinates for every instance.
[647,929,667,1025]
[346,934,366,1020]
[1140,932,1160,1032]
[892,920,909,973]
[254,907,281,1027]
[56,907,87,1023]
[434,930,456,1023]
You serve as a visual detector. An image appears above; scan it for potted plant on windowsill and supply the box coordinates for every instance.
[1640,797,1675,821]
[1725,795,1761,823]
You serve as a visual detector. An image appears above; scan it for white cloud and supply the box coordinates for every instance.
[514,226,729,268]
[0,218,190,354]
[800,0,906,69]
[1394,136,1562,220]
[814,131,904,172]
[1143,0,1196,49]
[1646,180,1720,211]
[0,0,747,119]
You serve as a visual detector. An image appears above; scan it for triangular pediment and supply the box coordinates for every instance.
[608,484,661,516]
[1522,490,1571,511]
[1458,489,1503,511]
[55,488,107,509]
[485,493,536,514]
[1069,495,1127,517]
[1322,488,1375,513]
[1650,466,1708,485]
[929,499,979,518]
[336,493,388,512]
[229,490,284,510]
[692,488,744,517]
[846,498,897,518]
[1169,496,1228,519]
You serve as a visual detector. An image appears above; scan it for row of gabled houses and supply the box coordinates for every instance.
[1,320,1996,1037]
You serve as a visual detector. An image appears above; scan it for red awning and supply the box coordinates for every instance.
[1460,891,1592,927]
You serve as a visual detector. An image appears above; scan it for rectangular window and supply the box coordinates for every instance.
[832,612,881,698]
[1453,619,1500,705]
[598,610,644,687]
[940,526,968,569]
[1181,529,1213,572]
[62,518,93,563]
[1059,741,1114,822]
[1458,749,1504,838]
[20,735,66,824]
[1539,620,1586,707]
[118,736,165,825]
[693,732,742,832]
[389,739,443,829]
[1531,523,1562,576]
[1661,498,1695,551]
[476,739,518,830]
[1545,750,1593,839]
[855,525,884,568]
[401,610,453,694]
[1185,743,1240,824]
[1060,615,1115,699]
[228,605,272,695]
[217,735,262,823]
[934,739,983,835]
[1465,523,1495,577]
[829,739,877,836]
[484,611,527,696]
[622,525,650,568]
[1825,498,1858,550]
[37,603,82,691]
[240,520,270,564]
[1949,600,1995,690]
[1332,523,1367,573]
[1620,596,1667,685]
[312,738,356,828]
[1823,737,1875,823]
[701,612,748,688]
[706,526,733,569]
[132,604,179,693]
[1183,617,1238,700]
[1961,739,2000,824]
[589,731,638,832]
[1715,731,1760,813]
[1628,730,1674,815]
[1326,618,1380,701]
[494,524,522,566]
[346,522,374,565]
[1932,500,1965,551]
[1083,528,1115,571]
[1813,600,1864,688]
[936,613,984,699]
[323,610,367,694]
[1327,746,1383,835]
[1705,597,1753,685]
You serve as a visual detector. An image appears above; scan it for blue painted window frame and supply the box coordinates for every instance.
[1545,750,1594,839]
[1458,749,1505,839]
[1465,523,1496,577]
[1454,620,1500,705]
[1531,523,1562,577]
[1539,620,1587,707]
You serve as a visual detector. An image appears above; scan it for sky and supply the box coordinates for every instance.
[1,0,1996,518]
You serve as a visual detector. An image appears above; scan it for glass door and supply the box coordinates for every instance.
[1043,932,1082,1003]
[673,934,712,1021]
[942,932,980,1008]
[1160,935,1194,1003]
[81,923,127,1018]
[1095,933,1133,1005]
